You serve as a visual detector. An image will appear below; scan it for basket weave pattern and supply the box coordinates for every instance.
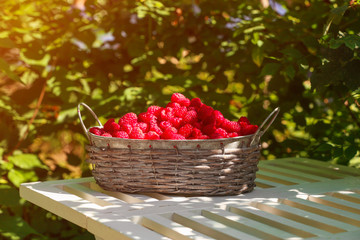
[78,103,279,196]
[86,143,261,196]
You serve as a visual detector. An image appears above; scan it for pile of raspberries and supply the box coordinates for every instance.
[89,93,258,140]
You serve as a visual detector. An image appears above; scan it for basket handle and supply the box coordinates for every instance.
[250,107,280,146]
[77,102,103,140]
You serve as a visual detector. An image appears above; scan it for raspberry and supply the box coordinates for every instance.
[145,131,160,140]
[171,93,190,107]
[171,134,186,140]
[202,123,216,136]
[210,132,225,139]
[138,122,149,133]
[171,93,186,103]
[192,121,202,129]
[182,110,197,125]
[228,132,239,138]
[104,118,121,132]
[180,98,190,107]
[238,116,250,125]
[189,128,202,139]
[89,127,104,136]
[178,124,193,138]
[112,131,129,138]
[242,124,259,136]
[222,119,241,133]
[119,112,138,126]
[213,110,225,127]
[166,102,181,109]
[129,127,145,139]
[174,106,187,118]
[147,105,163,118]
[161,127,180,139]
[101,132,112,137]
[202,113,216,126]
[120,123,133,135]
[170,117,183,129]
[159,121,172,131]
[198,104,214,121]
[197,134,209,139]
[189,97,202,109]
[160,107,174,121]
[149,123,163,135]
[210,128,228,138]
[138,112,157,124]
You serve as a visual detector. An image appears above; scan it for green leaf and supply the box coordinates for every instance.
[0,185,20,206]
[0,58,21,82]
[260,63,281,76]
[329,35,360,50]
[0,214,39,240]
[344,145,358,160]
[323,5,348,35]
[284,65,295,79]
[8,154,47,170]
[8,169,38,187]
[315,143,333,152]
[0,38,16,48]
[251,47,264,67]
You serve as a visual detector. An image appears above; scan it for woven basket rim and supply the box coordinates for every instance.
[87,126,256,142]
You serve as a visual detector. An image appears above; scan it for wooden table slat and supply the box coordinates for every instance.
[19,157,360,240]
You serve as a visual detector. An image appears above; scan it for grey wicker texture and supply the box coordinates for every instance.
[79,103,279,196]
[86,141,261,196]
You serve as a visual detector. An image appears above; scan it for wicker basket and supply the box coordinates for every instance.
[78,103,279,196]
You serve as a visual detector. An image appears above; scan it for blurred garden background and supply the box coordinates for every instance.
[0,0,359,239]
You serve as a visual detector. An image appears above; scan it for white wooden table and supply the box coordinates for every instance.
[20,158,360,240]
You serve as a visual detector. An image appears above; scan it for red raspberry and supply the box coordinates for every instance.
[160,107,174,121]
[120,123,133,135]
[238,116,250,125]
[202,113,216,125]
[174,106,187,118]
[189,127,202,139]
[213,110,225,127]
[166,102,181,109]
[159,121,172,131]
[178,124,193,138]
[129,127,145,139]
[228,132,239,138]
[189,97,202,109]
[138,112,157,124]
[222,119,241,133]
[104,118,121,132]
[149,122,163,135]
[215,128,228,137]
[119,112,138,126]
[202,123,216,136]
[112,131,129,138]
[145,131,160,140]
[171,93,190,107]
[89,127,104,136]
[197,135,209,139]
[170,117,183,129]
[241,124,259,136]
[171,134,186,140]
[198,104,214,121]
[192,121,202,129]
[138,122,149,133]
[161,127,180,139]
[210,128,228,139]
[182,110,197,125]
[147,105,163,118]
[101,132,112,137]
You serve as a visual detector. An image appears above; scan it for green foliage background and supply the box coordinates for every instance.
[0,0,359,239]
